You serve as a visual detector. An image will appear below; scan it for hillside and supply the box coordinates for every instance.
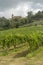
[20,20,43,27]
[0,0,43,65]
[0,26,43,65]
[0,46,43,65]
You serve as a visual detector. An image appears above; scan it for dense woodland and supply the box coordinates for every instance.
[0,11,43,30]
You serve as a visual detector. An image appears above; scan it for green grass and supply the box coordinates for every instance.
[0,25,43,65]
[0,25,43,55]
[26,47,43,58]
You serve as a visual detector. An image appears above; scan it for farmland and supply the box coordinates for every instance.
[0,0,43,65]
[0,26,43,54]
[0,25,43,65]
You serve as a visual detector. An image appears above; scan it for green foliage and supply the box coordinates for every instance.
[0,26,43,52]
[0,11,43,30]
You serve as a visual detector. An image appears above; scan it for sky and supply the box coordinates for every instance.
[0,0,43,18]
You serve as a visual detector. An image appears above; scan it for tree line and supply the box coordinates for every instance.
[0,11,43,30]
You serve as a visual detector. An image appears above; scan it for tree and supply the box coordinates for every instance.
[27,11,33,18]
[27,11,33,23]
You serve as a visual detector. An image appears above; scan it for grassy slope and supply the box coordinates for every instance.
[20,20,43,27]
[0,26,43,65]
[0,25,43,36]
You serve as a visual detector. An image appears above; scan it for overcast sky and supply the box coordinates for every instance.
[0,0,43,18]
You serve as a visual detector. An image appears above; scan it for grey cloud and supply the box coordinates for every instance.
[0,0,43,11]
[29,0,43,3]
[0,0,43,18]
[0,0,29,11]
[31,3,43,10]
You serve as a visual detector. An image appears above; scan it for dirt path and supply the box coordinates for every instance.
[0,45,43,65]
[0,50,43,65]
[0,56,43,65]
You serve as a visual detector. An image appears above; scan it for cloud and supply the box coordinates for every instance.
[0,0,43,18]
[0,0,29,11]
[0,2,33,18]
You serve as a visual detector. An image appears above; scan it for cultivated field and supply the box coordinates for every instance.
[0,26,43,65]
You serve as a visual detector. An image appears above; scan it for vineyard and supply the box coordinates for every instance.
[0,26,43,54]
